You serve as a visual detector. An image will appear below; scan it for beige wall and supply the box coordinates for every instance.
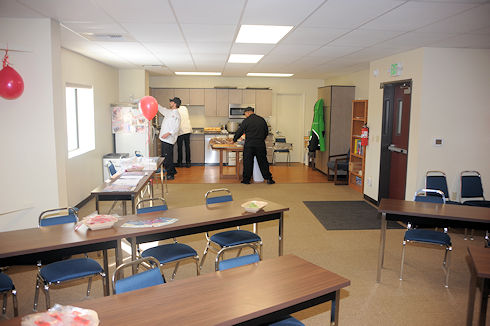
[0,18,61,231]
[61,49,118,206]
[324,69,370,100]
[150,76,324,160]
[364,47,490,201]
[119,69,146,103]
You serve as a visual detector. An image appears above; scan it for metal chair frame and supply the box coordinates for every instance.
[136,198,199,281]
[112,256,164,294]
[272,138,292,166]
[400,189,452,287]
[0,273,18,317]
[200,189,263,270]
[34,208,107,311]
[460,170,489,240]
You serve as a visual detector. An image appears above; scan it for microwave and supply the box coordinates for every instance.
[229,104,255,119]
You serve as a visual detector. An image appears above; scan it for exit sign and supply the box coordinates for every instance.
[390,63,402,76]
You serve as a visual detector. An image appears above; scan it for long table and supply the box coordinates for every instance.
[0,255,350,326]
[466,246,490,326]
[0,198,287,295]
[377,198,490,282]
[91,157,164,215]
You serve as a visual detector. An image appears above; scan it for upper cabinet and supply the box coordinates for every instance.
[228,89,242,104]
[190,88,205,106]
[204,88,217,116]
[151,88,174,106]
[174,88,190,105]
[216,89,229,117]
[243,89,255,105]
[255,90,272,117]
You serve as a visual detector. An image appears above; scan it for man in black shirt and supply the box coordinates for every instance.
[233,107,275,184]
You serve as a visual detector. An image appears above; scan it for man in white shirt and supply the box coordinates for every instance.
[176,103,192,168]
[158,97,181,180]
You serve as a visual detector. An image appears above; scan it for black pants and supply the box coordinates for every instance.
[176,133,191,165]
[161,141,177,176]
[242,146,272,182]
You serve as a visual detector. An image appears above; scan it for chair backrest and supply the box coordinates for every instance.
[414,189,446,204]
[112,257,164,294]
[217,253,260,271]
[107,160,117,176]
[135,150,143,157]
[425,171,450,199]
[205,188,233,205]
[39,207,78,227]
[137,197,168,214]
[461,170,484,200]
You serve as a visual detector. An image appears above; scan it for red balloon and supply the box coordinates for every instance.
[139,96,158,120]
[0,65,24,100]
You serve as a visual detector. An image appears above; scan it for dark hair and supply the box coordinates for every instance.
[244,107,254,113]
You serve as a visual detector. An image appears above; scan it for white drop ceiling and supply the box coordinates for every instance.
[1,0,489,78]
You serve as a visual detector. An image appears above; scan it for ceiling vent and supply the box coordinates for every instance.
[82,33,135,42]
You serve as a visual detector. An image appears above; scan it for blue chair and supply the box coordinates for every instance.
[0,272,18,317]
[326,150,349,185]
[217,254,304,326]
[272,137,292,166]
[136,198,199,280]
[112,256,164,294]
[200,189,262,271]
[425,171,460,205]
[400,189,452,287]
[107,160,117,176]
[460,171,490,240]
[34,208,107,311]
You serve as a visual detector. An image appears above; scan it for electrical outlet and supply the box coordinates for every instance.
[367,177,372,187]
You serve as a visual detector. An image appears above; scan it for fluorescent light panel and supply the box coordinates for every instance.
[236,25,293,44]
[175,72,221,76]
[228,54,263,63]
[247,73,294,77]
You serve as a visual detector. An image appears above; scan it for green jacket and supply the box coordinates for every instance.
[310,98,325,151]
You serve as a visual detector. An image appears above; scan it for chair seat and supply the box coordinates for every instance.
[269,316,305,326]
[404,229,451,246]
[137,205,168,214]
[40,258,103,283]
[0,273,14,292]
[327,161,348,170]
[463,200,490,208]
[141,243,197,264]
[274,149,290,153]
[210,230,262,247]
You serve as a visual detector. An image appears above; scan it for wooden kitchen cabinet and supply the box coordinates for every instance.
[190,134,205,164]
[243,89,255,105]
[216,89,229,117]
[255,89,272,117]
[174,88,190,105]
[151,88,174,105]
[228,89,242,104]
[189,88,205,106]
[204,88,217,116]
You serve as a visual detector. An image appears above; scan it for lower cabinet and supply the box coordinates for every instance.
[172,133,204,164]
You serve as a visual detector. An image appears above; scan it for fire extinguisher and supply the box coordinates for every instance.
[361,125,369,146]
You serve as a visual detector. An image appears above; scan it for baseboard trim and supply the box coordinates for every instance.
[363,194,378,206]
[76,194,94,210]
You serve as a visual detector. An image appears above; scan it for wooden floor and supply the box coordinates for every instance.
[167,162,330,183]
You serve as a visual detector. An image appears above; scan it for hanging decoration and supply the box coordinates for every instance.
[0,49,24,100]
[139,96,159,120]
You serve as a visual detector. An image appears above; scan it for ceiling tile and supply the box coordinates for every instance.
[308,45,363,58]
[432,33,490,48]
[96,0,176,23]
[330,29,405,47]
[280,27,349,45]
[189,42,231,55]
[171,0,245,24]
[241,0,324,25]
[374,31,458,48]
[0,0,44,18]
[361,1,478,32]
[19,0,111,23]
[181,24,236,42]
[230,43,275,55]
[303,0,405,29]
[121,23,183,42]
[62,22,126,35]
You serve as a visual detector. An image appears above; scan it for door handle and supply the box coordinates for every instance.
[388,144,407,154]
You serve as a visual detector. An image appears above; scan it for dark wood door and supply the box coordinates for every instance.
[378,81,412,201]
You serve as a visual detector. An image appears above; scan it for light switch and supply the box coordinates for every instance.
[433,137,443,147]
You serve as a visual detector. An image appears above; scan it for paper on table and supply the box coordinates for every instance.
[120,217,178,228]
[113,178,141,186]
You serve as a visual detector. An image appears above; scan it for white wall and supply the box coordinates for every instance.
[150,76,324,161]
[0,18,61,231]
[60,49,118,206]
[364,47,490,201]
[324,69,370,100]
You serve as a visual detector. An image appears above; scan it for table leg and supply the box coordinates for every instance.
[115,239,123,282]
[122,202,127,216]
[95,196,99,214]
[102,249,109,296]
[160,167,164,197]
[478,278,489,326]
[467,265,478,326]
[376,212,387,283]
[279,213,284,256]
[150,180,154,198]
[330,289,341,326]
[219,150,224,178]
[235,150,239,180]
[130,237,137,275]
[131,196,136,215]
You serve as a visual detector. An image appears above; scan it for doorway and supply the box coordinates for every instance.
[378,80,412,201]
[275,93,303,163]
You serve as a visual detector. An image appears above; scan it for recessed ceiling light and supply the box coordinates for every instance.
[236,25,293,44]
[228,54,263,63]
[175,72,222,76]
[247,73,294,77]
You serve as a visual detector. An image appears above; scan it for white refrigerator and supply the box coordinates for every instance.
[111,105,152,157]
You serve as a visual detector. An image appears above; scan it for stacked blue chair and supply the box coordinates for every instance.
[0,272,18,317]
[425,171,460,205]
[112,256,164,294]
[400,189,452,287]
[217,254,303,326]
[34,208,107,311]
[200,189,262,271]
[460,171,490,240]
[136,198,199,280]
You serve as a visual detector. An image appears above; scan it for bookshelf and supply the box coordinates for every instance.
[349,100,368,193]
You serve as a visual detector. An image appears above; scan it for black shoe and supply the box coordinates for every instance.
[267,179,275,184]
[175,163,182,167]
[185,163,191,168]
[167,174,175,180]
[241,180,251,184]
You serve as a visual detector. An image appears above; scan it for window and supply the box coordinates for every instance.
[65,84,95,158]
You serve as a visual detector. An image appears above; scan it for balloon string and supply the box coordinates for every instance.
[2,49,9,68]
